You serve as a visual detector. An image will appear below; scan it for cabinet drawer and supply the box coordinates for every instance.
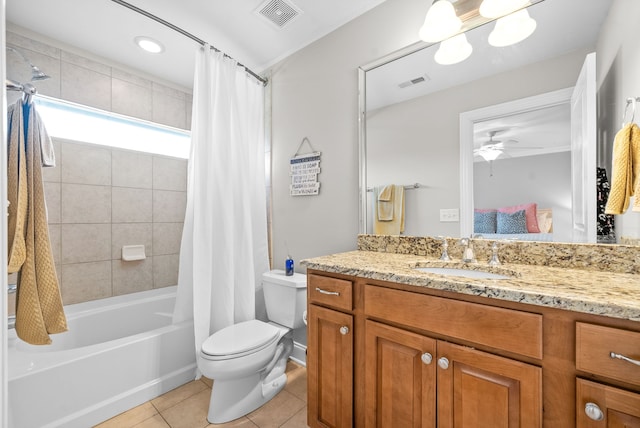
[364,285,543,359]
[308,274,353,311]
[576,322,640,385]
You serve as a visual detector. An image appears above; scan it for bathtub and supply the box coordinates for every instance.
[7,286,196,428]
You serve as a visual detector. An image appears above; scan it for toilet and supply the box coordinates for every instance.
[198,269,307,424]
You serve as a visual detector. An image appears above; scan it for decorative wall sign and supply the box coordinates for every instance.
[290,137,321,196]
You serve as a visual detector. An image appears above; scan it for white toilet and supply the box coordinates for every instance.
[198,270,307,424]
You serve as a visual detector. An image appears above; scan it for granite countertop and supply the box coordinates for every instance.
[301,250,640,322]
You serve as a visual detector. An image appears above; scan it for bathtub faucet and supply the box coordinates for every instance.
[8,315,15,329]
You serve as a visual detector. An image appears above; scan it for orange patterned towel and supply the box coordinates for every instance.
[7,100,67,345]
[605,123,640,215]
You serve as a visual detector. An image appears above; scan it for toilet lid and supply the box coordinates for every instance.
[201,320,280,357]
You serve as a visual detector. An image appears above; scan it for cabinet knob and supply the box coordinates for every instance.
[438,357,450,370]
[339,326,350,335]
[585,402,604,421]
[421,353,433,365]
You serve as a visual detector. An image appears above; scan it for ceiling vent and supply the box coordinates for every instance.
[255,0,303,29]
[398,75,430,89]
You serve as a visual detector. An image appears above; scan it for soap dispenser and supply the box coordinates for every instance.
[285,255,294,276]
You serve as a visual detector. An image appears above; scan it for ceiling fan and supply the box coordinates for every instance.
[473,130,541,162]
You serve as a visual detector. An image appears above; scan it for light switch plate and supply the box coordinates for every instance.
[440,208,459,222]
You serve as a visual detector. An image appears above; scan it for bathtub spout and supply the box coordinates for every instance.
[8,315,15,329]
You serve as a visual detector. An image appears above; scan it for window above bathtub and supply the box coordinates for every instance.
[34,95,191,159]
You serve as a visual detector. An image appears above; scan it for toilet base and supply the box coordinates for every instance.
[206,336,293,424]
[207,371,287,423]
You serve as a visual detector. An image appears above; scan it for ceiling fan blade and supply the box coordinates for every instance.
[503,146,544,150]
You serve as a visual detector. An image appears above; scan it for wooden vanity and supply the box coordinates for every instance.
[304,249,640,427]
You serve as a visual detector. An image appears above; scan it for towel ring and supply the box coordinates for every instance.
[622,97,640,127]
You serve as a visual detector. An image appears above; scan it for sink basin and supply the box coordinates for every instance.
[414,266,512,280]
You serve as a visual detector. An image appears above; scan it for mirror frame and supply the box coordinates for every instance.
[459,87,574,237]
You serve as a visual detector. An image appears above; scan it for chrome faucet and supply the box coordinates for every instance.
[438,236,451,261]
[489,241,501,266]
[459,237,477,263]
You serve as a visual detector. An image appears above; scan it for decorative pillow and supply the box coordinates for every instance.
[536,209,553,233]
[497,210,528,234]
[474,211,497,234]
[474,208,496,214]
[498,203,540,233]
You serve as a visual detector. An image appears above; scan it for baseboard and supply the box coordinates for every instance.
[289,341,306,367]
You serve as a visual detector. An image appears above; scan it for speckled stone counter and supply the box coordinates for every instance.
[357,234,640,274]
[301,250,640,322]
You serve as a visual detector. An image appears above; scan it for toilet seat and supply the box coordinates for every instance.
[201,320,280,361]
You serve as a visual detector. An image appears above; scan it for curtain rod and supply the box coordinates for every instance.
[109,0,268,86]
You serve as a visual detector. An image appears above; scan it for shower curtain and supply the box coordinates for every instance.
[173,45,270,362]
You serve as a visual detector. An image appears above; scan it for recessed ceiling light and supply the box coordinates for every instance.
[134,36,164,54]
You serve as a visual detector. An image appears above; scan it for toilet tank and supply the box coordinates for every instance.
[262,270,307,329]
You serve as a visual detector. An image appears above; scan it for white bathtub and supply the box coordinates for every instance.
[7,286,196,428]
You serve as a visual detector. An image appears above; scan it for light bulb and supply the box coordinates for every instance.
[488,9,537,47]
[134,36,165,54]
[434,33,473,65]
[419,1,462,43]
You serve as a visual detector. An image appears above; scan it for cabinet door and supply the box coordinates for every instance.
[307,304,353,428]
[437,341,542,428]
[577,378,640,427]
[364,320,437,428]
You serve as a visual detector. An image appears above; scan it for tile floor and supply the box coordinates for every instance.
[94,361,308,428]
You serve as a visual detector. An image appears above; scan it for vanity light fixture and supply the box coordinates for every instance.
[418,0,462,43]
[488,9,537,47]
[134,36,165,54]
[434,33,473,65]
[479,0,529,19]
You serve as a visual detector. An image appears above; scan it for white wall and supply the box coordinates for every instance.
[597,0,640,242]
[270,0,429,269]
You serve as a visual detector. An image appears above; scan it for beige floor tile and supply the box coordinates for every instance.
[207,416,259,427]
[201,376,214,388]
[94,402,158,428]
[281,406,309,428]
[284,364,307,402]
[152,379,209,412]
[246,390,306,428]
[160,389,211,428]
[133,414,171,428]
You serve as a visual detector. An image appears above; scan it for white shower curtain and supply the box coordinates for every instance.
[173,45,270,361]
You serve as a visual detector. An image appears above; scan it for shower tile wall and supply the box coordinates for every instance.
[6,29,192,129]
[6,27,191,309]
[45,139,187,304]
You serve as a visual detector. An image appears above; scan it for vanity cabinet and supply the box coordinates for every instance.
[364,320,436,427]
[576,379,640,427]
[576,323,640,426]
[307,274,354,428]
[306,269,640,427]
[364,288,542,428]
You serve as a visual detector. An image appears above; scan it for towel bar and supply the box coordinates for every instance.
[366,183,423,192]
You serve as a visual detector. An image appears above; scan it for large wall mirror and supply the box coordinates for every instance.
[359,0,640,245]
